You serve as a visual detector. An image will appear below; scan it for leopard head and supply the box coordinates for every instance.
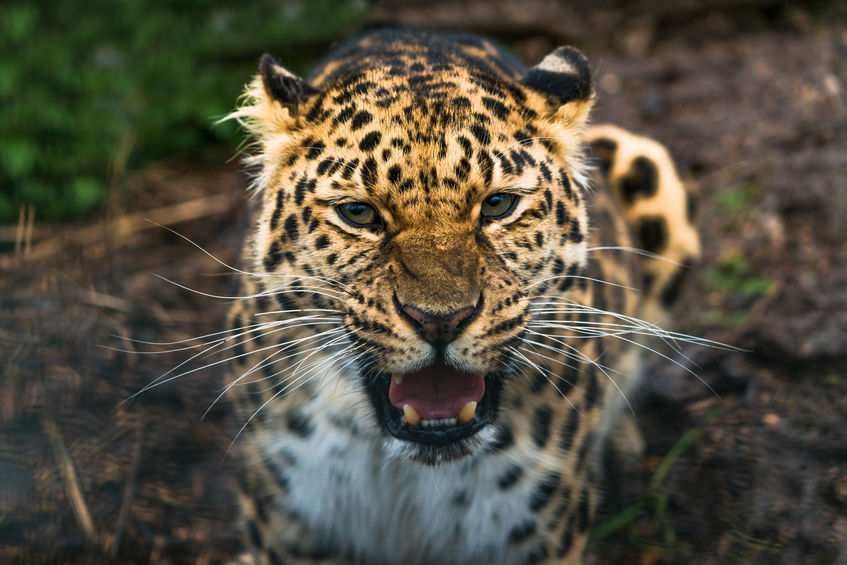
[232,31,594,463]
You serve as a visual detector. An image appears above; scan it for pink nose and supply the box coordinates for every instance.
[401,304,475,345]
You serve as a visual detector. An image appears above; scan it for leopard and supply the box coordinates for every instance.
[222,28,700,565]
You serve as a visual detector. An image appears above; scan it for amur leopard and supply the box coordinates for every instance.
[223,28,700,565]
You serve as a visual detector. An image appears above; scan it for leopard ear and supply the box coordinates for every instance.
[259,53,316,112]
[522,46,593,128]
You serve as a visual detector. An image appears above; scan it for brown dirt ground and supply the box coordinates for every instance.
[2,3,846,563]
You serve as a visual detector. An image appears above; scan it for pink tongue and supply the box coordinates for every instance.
[388,361,485,419]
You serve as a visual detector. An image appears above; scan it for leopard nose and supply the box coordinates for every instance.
[401,304,476,345]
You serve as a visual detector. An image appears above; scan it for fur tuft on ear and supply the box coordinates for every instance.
[259,53,316,110]
[218,55,318,190]
[522,46,592,104]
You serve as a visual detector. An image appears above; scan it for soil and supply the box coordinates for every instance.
[2,3,846,563]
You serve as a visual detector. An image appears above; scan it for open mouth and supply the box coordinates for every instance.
[366,360,502,446]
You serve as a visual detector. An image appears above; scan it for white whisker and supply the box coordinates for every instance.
[526,275,637,292]
[586,245,684,265]
[205,328,351,418]
[520,334,633,414]
[147,221,355,292]
[227,331,361,452]
[506,345,580,414]
[135,321,344,398]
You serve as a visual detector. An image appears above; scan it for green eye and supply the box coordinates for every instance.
[337,202,382,228]
[481,193,519,219]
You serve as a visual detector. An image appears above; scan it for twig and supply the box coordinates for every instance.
[78,288,134,313]
[42,415,100,547]
[14,205,25,256]
[24,203,35,257]
[0,191,237,270]
[107,423,145,557]
[0,224,51,242]
[107,131,137,219]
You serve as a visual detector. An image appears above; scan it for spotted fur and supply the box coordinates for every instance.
[224,29,699,565]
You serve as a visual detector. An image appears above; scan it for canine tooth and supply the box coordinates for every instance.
[393,374,404,385]
[457,401,477,424]
[403,404,420,427]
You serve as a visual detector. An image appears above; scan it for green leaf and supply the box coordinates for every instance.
[2,4,38,43]
[0,139,37,178]
[70,177,105,212]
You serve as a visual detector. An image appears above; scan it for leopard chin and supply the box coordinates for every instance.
[383,424,500,466]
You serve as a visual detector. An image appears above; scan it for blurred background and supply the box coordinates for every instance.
[1,1,846,563]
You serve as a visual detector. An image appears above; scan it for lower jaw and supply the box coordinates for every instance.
[365,373,503,454]
[390,433,490,465]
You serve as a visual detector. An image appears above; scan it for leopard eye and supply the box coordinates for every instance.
[337,202,382,228]
[481,193,519,219]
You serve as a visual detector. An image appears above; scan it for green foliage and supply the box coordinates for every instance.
[704,253,773,297]
[0,0,366,221]
[700,252,773,326]
[715,181,764,216]
[722,523,782,563]
[592,412,725,561]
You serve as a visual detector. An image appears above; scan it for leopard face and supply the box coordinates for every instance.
[233,30,595,464]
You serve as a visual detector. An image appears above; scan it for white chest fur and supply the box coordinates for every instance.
[256,389,539,565]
